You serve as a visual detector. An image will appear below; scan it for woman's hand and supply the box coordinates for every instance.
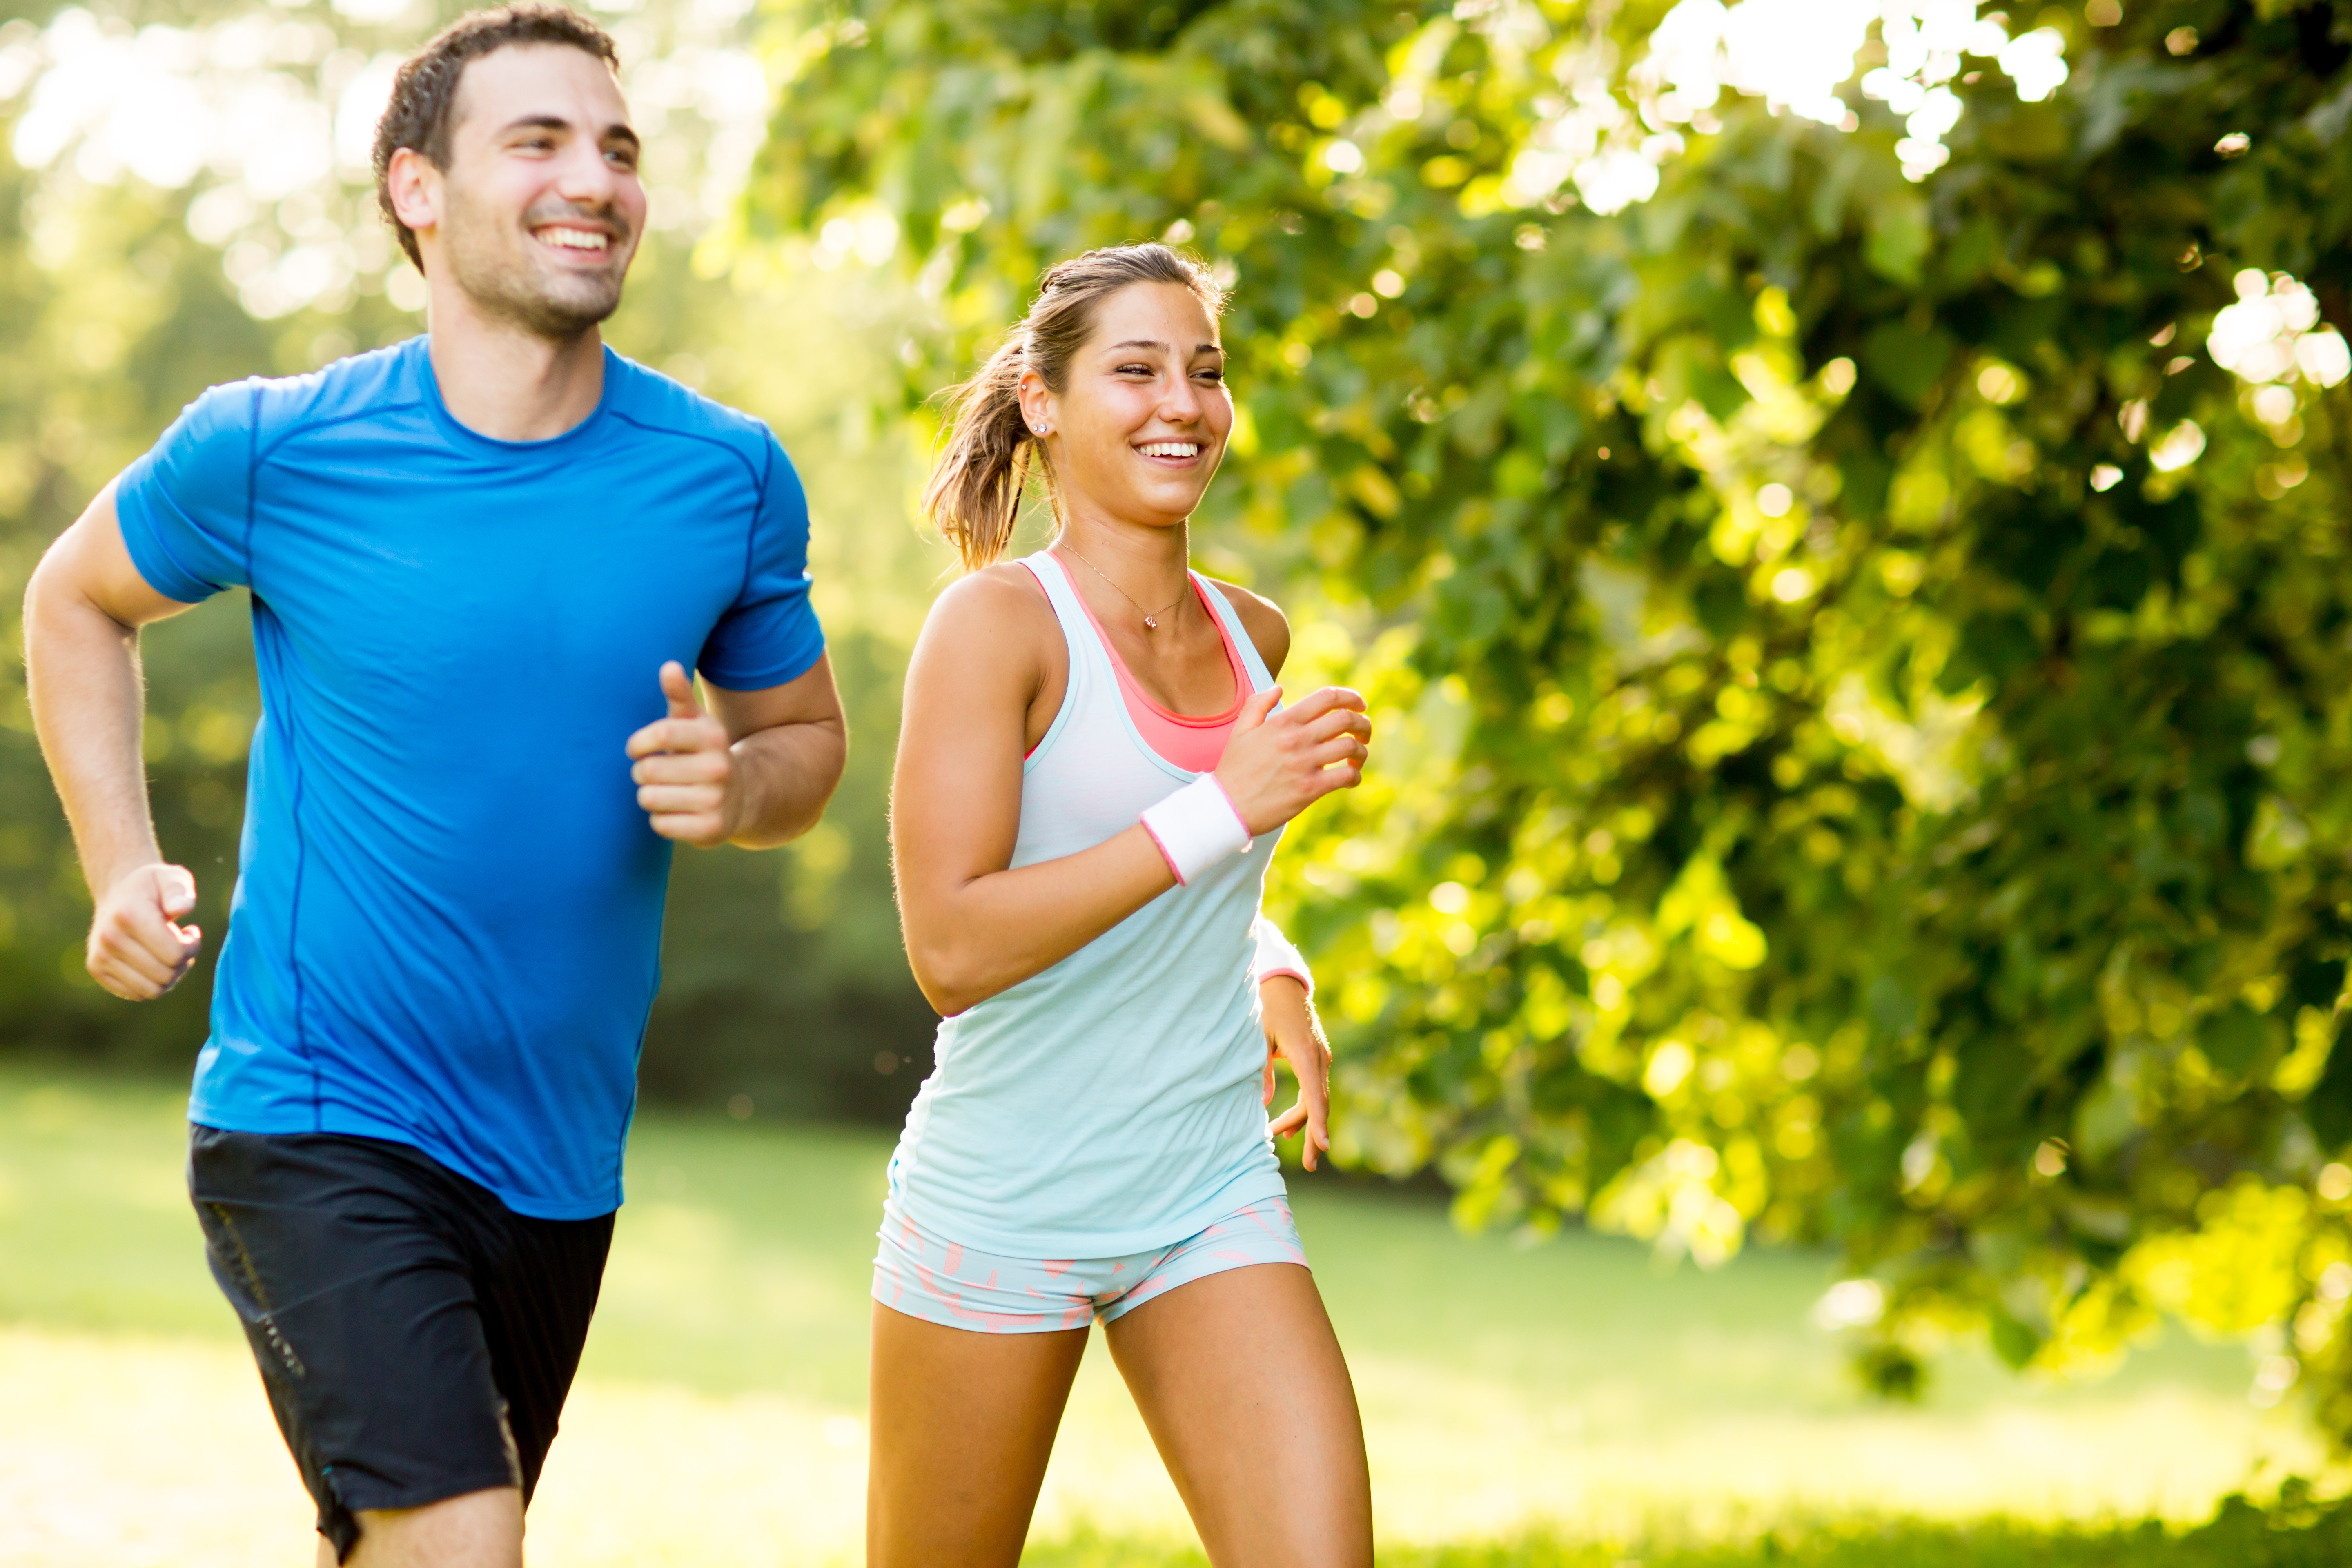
[1261,975,1332,1170]
[1213,686,1370,837]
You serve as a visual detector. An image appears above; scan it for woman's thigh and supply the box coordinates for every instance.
[866,1302,1090,1568]
[1103,1263,1372,1568]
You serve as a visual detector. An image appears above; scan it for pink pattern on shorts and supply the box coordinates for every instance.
[871,1195,1308,1334]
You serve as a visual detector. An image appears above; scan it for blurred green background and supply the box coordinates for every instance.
[12,0,2352,1559]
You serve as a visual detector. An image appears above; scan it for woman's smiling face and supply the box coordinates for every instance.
[1025,280,1233,530]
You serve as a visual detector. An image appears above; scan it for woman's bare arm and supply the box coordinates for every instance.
[890,570,1169,1014]
[891,571,1368,1016]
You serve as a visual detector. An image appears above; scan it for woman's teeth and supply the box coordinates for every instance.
[1138,442,1199,458]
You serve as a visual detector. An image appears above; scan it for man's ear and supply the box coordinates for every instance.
[385,146,441,250]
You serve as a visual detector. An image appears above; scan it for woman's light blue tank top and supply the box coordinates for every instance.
[884,552,1290,1257]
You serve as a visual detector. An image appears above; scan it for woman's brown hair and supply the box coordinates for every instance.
[922,243,1227,571]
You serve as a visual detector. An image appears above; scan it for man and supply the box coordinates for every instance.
[20,7,844,1564]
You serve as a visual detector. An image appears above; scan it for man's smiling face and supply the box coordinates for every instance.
[430,42,645,339]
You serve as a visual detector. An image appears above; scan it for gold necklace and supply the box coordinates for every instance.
[1056,541,1189,630]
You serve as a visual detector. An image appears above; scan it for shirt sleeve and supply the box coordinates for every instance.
[113,381,260,604]
[697,433,826,691]
[1252,915,1314,997]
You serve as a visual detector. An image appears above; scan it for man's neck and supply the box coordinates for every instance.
[423,287,607,443]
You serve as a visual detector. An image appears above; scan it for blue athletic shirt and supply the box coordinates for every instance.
[114,336,824,1219]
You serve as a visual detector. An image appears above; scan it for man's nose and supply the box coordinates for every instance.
[554,143,622,209]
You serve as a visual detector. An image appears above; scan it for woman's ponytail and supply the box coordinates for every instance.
[920,242,1227,573]
[922,335,1036,572]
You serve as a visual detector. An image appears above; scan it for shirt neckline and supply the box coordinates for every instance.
[412,335,620,457]
[1061,563,1248,728]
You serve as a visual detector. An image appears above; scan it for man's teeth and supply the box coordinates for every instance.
[539,227,610,252]
[1138,442,1199,458]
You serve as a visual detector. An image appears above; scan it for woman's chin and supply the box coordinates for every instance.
[1129,473,1217,518]
[1078,486,1212,530]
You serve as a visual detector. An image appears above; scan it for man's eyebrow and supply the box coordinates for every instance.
[497,114,641,150]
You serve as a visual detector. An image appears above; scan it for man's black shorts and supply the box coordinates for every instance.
[188,1126,614,1562]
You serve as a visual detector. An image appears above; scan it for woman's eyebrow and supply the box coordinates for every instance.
[1105,339,1225,355]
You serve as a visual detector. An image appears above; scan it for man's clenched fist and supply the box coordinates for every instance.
[626,661,739,847]
[89,862,203,1000]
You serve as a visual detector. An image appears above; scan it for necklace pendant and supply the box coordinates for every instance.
[1144,615,1158,629]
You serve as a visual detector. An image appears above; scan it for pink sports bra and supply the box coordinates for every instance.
[1028,560,1249,772]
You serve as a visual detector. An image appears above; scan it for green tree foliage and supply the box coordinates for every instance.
[0,0,937,1118]
[753,0,2352,1422]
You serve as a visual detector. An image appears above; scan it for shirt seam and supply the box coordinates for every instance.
[243,383,261,585]
[130,379,421,595]
[252,396,427,469]
[743,437,771,615]
[605,409,765,490]
[238,392,318,1129]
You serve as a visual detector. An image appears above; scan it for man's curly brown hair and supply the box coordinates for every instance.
[371,3,620,273]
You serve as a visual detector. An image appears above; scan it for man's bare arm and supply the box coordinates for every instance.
[23,482,209,999]
[625,654,847,849]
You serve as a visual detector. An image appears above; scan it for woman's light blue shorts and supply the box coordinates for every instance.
[872,1194,1307,1333]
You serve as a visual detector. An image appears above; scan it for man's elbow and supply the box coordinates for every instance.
[801,729,850,826]
[728,804,826,851]
[24,539,72,627]
[24,545,107,653]
[26,526,142,647]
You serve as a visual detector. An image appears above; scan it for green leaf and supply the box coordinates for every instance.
[1862,192,1931,286]
[2307,1016,2352,1151]
[1859,321,1956,410]
[2199,1003,2275,1079]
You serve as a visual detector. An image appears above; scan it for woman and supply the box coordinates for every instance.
[873,242,1376,1568]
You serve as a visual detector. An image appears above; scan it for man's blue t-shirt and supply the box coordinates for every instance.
[115,337,824,1219]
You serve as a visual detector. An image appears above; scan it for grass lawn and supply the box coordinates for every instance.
[0,1065,2341,1566]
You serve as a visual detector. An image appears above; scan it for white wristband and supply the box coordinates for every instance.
[1140,775,1253,886]
[1252,915,1314,997]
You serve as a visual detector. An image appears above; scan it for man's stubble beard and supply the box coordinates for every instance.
[439,183,631,342]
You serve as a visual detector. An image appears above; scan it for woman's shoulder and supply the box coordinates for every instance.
[1202,576,1290,678]
[928,560,1056,628]
[911,559,1069,737]
[918,559,1062,668]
